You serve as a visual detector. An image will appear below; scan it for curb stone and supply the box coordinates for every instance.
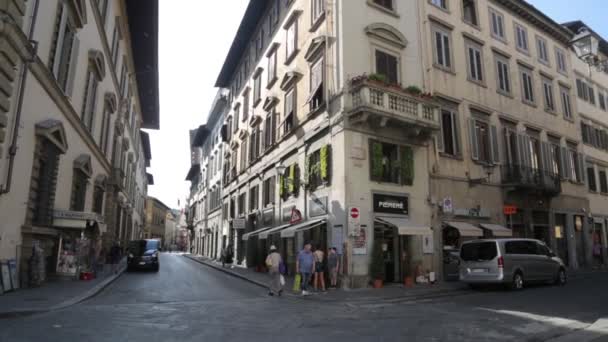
[0,266,126,320]
[183,254,269,289]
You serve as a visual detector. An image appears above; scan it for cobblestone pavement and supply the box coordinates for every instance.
[1,253,607,342]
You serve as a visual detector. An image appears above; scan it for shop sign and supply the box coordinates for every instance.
[454,207,490,218]
[233,218,246,230]
[282,205,296,222]
[53,210,104,223]
[290,208,303,224]
[503,205,517,215]
[442,197,453,213]
[423,235,434,254]
[575,216,583,231]
[373,194,408,215]
[353,225,367,255]
[309,196,328,217]
[348,206,361,234]
[555,225,563,239]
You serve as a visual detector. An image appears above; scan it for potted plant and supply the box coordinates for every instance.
[404,85,422,96]
[402,253,414,287]
[368,73,387,84]
[370,240,385,288]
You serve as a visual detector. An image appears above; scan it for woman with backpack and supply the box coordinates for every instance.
[265,245,284,296]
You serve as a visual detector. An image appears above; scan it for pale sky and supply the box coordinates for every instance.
[145,0,248,209]
[146,0,607,210]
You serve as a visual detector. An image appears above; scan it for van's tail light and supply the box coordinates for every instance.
[497,256,504,269]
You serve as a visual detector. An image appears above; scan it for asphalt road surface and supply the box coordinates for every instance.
[1,253,607,342]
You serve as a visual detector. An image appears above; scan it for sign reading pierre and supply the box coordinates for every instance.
[373,193,408,215]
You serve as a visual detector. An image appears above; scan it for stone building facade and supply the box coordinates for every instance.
[188,0,608,287]
[0,0,158,287]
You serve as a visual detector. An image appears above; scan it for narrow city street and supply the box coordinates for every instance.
[1,253,607,342]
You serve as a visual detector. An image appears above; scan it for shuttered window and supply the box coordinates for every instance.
[375,50,398,85]
[438,109,460,156]
[70,169,89,212]
[369,140,414,185]
[468,118,499,164]
[33,142,61,227]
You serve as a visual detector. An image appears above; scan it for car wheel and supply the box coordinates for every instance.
[468,284,480,290]
[154,265,160,272]
[510,272,524,291]
[555,268,567,286]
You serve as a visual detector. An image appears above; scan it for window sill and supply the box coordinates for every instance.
[266,76,278,90]
[428,2,450,14]
[545,108,557,115]
[497,90,513,99]
[516,47,531,57]
[538,60,551,68]
[558,69,569,77]
[522,100,537,108]
[491,35,508,45]
[284,50,299,66]
[439,152,463,161]
[563,116,575,123]
[370,179,402,186]
[462,20,481,31]
[433,64,456,75]
[467,78,487,88]
[366,1,400,18]
[309,12,325,32]
[307,102,327,117]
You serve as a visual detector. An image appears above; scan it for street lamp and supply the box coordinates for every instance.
[275,164,286,175]
[571,27,608,72]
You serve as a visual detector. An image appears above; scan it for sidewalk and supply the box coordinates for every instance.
[0,260,127,319]
[184,254,468,303]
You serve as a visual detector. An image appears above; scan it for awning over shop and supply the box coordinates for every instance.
[479,223,513,237]
[444,221,483,237]
[259,223,292,240]
[280,219,326,238]
[375,217,432,236]
[242,226,275,241]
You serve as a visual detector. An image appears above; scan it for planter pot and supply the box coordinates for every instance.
[404,276,414,288]
[373,279,384,288]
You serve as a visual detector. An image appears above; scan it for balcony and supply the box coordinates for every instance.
[501,164,561,196]
[347,78,440,138]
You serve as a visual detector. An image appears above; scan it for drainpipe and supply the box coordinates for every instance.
[1,0,40,195]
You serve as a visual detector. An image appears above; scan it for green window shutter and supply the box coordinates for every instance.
[288,164,295,194]
[401,146,414,185]
[305,155,312,188]
[372,142,383,180]
[320,145,329,182]
[279,175,285,197]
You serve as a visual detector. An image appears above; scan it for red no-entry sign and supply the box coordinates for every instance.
[350,208,360,219]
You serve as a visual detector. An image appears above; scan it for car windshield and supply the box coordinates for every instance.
[129,240,159,256]
[460,242,498,261]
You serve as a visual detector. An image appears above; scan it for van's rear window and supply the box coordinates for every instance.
[460,242,497,261]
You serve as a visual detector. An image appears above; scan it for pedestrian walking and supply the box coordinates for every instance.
[313,247,326,292]
[296,242,314,296]
[328,247,340,289]
[593,241,602,267]
[265,245,283,296]
[110,242,121,274]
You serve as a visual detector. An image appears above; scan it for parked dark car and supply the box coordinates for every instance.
[127,239,160,272]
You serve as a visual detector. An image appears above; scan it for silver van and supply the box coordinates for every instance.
[459,238,566,290]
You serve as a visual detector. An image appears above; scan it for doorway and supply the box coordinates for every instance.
[374,221,407,283]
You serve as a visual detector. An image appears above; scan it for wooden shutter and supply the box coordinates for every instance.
[560,147,571,180]
[490,125,500,164]
[400,146,414,186]
[52,7,68,77]
[66,36,80,97]
[540,142,554,173]
[371,141,383,180]
[436,110,445,152]
[468,118,479,161]
[577,153,586,183]
[320,145,330,183]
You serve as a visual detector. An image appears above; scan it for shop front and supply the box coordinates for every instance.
[53,210,105,278]
[371,193,432,283]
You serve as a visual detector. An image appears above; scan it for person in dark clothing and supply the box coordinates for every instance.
[110,243,121,274]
